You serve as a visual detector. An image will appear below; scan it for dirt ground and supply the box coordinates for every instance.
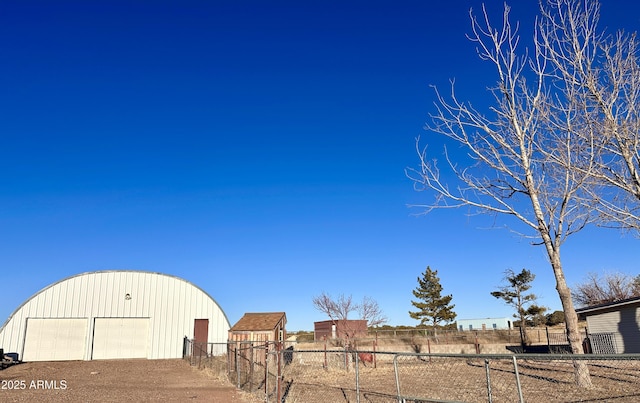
[279,354,640,403]
[0,359,258,402]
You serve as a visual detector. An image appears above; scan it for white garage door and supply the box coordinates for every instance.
[23,318,88,361]
[92,318,149,359]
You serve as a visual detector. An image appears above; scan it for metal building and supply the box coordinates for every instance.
[456,317,513,331]
[0,270,230,361]
[314,319,367,341]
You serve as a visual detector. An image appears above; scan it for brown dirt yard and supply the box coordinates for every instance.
[0,359,259,402]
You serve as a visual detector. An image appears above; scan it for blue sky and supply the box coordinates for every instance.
[1,1,639,331]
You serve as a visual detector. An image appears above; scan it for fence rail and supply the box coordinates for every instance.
[350,327,585,346]
[183,338,640,402]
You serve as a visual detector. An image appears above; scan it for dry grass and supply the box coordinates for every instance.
[275,353,640,402]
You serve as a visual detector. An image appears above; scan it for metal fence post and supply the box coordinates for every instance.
[228,343,233,378]
[546,327,551,352]
[324,338,328,369]
[182,336,187,359]
[393,354,402,403]
[190,338,195,366]
[485,358,492,403]
[265,346,269,403]
[277,342,282,403]
[249,343,254,392]
[344,345,348,371]
[355,349,360,403]
[373,340,377,369]
[512,356,524,403]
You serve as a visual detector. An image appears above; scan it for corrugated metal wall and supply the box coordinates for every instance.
[314,320,333,341]
[0,270,231,360]
[313,319,367,340]
[456,318,512,331]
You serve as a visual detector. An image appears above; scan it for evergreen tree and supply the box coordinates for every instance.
[491,268,547,344]
[409,267,457,329]
[545,310,565,326]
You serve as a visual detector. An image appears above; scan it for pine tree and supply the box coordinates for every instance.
[409,267,456,330]
[491,268,547,345]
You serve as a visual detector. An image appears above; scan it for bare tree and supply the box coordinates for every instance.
[574,272,640,307]
[312,292,387,344]
[312,292,357,323]
[406,1,601,387]
[537,0,640,231]
[357,296,387,327]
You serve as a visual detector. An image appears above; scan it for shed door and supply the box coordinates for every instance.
[92,318,149,359]
[193,319,209,356]
[23,318,88,361]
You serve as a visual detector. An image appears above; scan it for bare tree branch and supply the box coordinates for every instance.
[573,271,640,306]
[312,292,356,322]
[312,292,388,331]
[358,296,388,327]
[538,0,640,232]
[406,0,617,387]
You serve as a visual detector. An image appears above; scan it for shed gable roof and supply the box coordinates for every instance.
[230,312,286,331]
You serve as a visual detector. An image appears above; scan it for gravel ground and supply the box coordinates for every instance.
[0,359,257,402]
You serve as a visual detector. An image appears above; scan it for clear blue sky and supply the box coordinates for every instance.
[1,1,638,331]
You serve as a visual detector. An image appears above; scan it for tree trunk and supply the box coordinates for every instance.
[519,310,529,346]
[549,249,593,388]
[526,163,592,387]
[519,326,527,349]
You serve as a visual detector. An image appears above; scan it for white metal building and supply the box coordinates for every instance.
[0,270,231,361]
[457,317,513,331]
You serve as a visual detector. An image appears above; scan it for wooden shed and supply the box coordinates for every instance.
[577,297,640,354]
[228,312,287,367]
[228,312,287,343]
[314,319,367,341]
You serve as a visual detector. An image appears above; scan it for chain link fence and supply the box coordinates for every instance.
[361,328,588,352]
[365,327,584,345]
[183,338,640,402]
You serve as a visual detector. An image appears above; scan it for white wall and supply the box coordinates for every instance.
[457,318,512,331]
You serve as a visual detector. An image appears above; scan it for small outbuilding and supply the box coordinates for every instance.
[314,319,368,341]
[0,270,231,361]
[227,312,286,368]
[577,297,640,354]
[228,312,287,343]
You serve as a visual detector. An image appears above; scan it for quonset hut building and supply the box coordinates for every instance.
[0,270,231,361]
